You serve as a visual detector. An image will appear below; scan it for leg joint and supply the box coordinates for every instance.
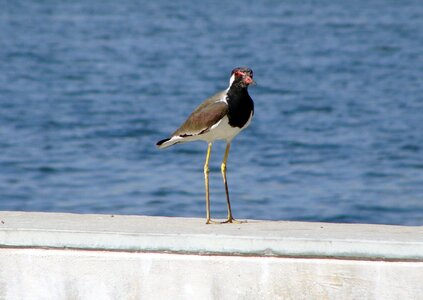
[220,163,226,173]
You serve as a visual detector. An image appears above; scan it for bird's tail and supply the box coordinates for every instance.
[156,136,182,149]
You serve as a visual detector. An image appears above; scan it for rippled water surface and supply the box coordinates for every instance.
[1,1,422,225]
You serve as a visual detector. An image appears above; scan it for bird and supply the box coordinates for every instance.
[156,67,255,224]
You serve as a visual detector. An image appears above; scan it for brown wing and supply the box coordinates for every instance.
[172,92,228,137]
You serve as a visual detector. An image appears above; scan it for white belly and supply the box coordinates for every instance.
[198,112,253,143]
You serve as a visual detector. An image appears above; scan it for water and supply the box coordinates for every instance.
[1,1,422,225]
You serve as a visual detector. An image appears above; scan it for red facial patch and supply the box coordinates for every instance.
[234,70,245,77]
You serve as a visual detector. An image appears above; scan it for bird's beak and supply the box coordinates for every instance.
[243,75,256,85]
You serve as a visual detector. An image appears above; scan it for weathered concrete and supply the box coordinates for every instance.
[0,211,423,299]
[1,249,422,300]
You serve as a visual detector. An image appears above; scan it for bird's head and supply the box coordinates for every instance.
[229,67,255,88]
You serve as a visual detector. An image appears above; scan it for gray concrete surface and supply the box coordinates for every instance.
[1,249,422,300]
[1,211,423,300]
[1,211,422,260]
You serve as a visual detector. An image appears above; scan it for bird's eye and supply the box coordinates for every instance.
[234,70,244,77]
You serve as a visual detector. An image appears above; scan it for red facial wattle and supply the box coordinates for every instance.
[234,70,245,77]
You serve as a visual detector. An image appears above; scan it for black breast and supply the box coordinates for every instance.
[226,86,254,128]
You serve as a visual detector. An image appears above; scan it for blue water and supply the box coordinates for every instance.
[1,1,422,225]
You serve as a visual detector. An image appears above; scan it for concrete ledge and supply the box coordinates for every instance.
[0,211,422,261]
[1,211,423,299]
[2,249,423,300]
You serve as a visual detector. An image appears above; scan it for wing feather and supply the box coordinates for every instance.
[172,93,228,137]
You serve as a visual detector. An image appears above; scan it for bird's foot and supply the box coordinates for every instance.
[206,218,246,224]
[206,219,221,224]
[220,217,246,224]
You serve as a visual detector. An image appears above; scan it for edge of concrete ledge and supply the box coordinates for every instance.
[0,211,422,261]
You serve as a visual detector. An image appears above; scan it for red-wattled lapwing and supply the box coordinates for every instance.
[156,67,255,224]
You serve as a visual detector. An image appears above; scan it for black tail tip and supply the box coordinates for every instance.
[156,138,170,147]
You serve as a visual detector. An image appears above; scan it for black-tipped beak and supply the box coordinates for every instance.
[243,75,255,85]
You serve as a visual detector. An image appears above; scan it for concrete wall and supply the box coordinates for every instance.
[1,211,422,300]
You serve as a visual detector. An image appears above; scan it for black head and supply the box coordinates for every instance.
[230,67,254,88]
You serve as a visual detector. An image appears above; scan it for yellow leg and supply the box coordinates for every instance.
[220,143,244,224]
[204,142,214,224]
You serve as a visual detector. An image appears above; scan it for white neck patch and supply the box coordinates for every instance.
[228,74,235,88]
